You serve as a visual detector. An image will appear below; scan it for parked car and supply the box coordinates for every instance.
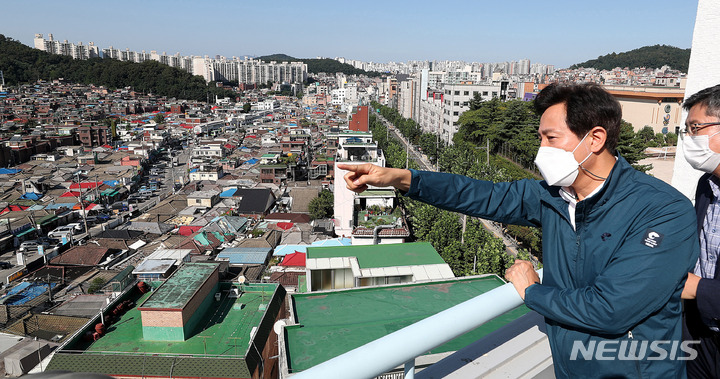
[48,224,80,239]
[96,213,112,222]
[19,240,48,252]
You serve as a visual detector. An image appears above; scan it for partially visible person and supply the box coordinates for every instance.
[340,83,699,378]
[680,83,720,378]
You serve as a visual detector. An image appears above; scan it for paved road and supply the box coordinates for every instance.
[377,114,521,256]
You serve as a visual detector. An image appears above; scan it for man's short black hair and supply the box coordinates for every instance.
[683,84,720,118]
[534,83,622,154]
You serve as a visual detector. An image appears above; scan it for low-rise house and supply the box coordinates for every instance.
[306,242,455,291]
[186,190,220,208]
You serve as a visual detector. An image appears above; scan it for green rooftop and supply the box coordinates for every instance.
[141,263,218,310]
[47,282,284,378]
[306,242,444,269]
[358,189,395,197]
[286,276,529,372]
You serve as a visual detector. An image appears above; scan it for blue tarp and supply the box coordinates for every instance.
[245,158,259,165]
[219,188,237,198]
[189,169,198,173]
[6,282,31,297]
[3,283,57,306]
[103,180,120,187]
[273,238,352,256]
[0,168,21,175]
[45,203,75,210]
[20,193,42,200]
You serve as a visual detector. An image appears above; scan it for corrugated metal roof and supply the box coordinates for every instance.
[133,259,175,274]
[307,242,443,268]
[145,249,192,264]
[216,248,270,265]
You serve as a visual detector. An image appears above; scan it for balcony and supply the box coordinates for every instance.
[287,270,552,379]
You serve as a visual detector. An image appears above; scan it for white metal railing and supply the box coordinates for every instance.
[292,269,543,379]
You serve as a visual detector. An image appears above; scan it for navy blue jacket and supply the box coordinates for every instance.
[687,174,720,328]
[406,156,699,378]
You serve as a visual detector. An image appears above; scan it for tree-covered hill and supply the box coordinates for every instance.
[0,35,235,101]
[570,45,690,72]
[257,54,383,77]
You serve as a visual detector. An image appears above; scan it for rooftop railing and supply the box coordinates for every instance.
[291,269,543,379]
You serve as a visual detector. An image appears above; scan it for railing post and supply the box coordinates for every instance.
[404,359,415,379]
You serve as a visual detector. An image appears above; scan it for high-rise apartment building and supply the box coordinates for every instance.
[439,82,505,144]
[33,33,308,85]
[34,34,99,60]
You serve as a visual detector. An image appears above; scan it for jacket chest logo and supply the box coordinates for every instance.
[642,229,664,248]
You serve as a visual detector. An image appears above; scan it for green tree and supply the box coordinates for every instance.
[665,132,678,146]
[616,121,651,171]
[24,118,38,129]
[88,277,107,294]
[111,119,118,138]
[153,113,165,124]
[243,103,252,113]
[309,190,334,220]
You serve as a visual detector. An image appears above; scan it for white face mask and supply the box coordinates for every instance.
[534,132,592,187]
[683,131,720,173]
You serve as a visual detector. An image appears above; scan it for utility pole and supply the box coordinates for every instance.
[405,137,409,169]
[75,172,89,238]
[94,173,101,205]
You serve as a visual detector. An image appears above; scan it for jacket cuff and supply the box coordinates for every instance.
[523,282,542,309]
[402,169,421,197]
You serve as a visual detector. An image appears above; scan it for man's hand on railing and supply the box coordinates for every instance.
[505,259,541,300]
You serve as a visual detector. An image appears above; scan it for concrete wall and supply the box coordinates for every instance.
[671,0,720,198]
[617,97,684,133]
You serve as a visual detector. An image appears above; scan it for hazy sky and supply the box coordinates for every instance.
[3,0,699,69]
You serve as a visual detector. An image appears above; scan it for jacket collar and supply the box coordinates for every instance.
[540,154,629,215]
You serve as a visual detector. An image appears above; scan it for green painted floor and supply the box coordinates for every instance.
[287,276,529,372]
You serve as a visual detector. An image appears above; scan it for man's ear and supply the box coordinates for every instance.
[589,126,607,153]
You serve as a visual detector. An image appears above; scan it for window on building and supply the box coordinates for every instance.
[464,91,469,96]
[454,91,460,95]
[453,111,459,116]
[492,92,498,97]
[454,102,459,106]
[483,91,489,96]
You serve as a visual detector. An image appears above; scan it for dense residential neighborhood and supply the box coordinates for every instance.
[0,24,700,378]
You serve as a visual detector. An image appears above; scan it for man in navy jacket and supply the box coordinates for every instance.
[340,83,699,378]
[680,84,720,378]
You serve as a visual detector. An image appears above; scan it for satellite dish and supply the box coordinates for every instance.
[273,320,287,335]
